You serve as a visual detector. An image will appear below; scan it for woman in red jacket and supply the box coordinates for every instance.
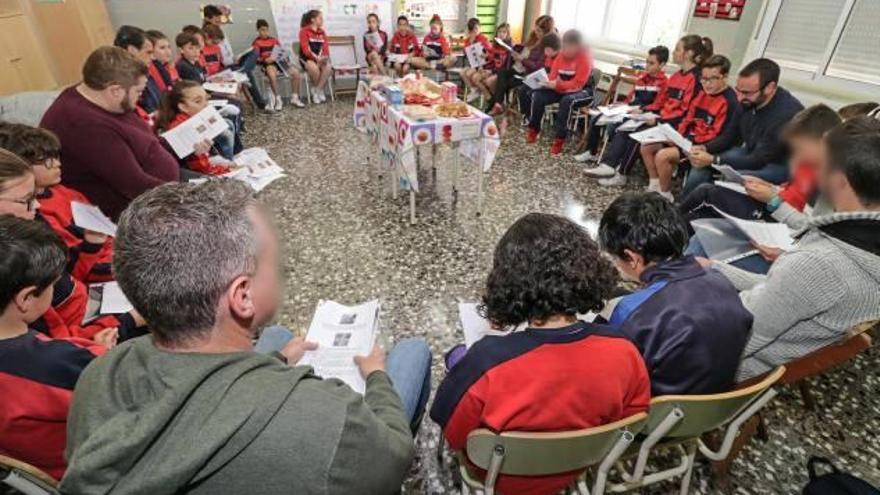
[299,9,332,104]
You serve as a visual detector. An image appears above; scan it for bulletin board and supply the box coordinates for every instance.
[401,0,460,22]
[694,0,746,21]
[269,0,393,65]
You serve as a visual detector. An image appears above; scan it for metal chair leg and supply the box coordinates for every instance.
[679,442,698,495]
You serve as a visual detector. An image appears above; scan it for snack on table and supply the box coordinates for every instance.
[400,78,442,106]
[435,102,471,118]
[404,105,437,121]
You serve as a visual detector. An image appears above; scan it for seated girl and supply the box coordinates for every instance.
[363,13,388,75]
[413,15,456,70]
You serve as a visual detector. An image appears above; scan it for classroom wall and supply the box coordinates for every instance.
[685,0,767,72]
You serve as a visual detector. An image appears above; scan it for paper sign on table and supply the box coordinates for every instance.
[160,106,229,158]
[71,202,117,237]
[523,68,549,89]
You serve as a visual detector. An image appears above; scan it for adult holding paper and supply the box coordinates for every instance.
[62,180,429,494]
[40,47,179,221]
[700,117,880,381]
[639,55,739,199]
[687,58,804,190]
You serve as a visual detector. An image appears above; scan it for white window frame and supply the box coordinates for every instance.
[547,0,693,57]
[753,0,879,93]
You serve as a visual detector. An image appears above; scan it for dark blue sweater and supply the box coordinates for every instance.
[607,256,752,396]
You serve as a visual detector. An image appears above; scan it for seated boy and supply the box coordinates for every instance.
[430,212,649,495]
[598,192,751,395]
[176,31,208,83]
[145,30,179,92]
[0,215,108,480]
[522,30,593,155]
[0,124,114,283]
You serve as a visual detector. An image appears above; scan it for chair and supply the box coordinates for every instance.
[328,35,365,99]
[0,455,59,495]
[542,68,601,139]
[603,367,786,494]
[458,412,648,495]
[574,66,639,155]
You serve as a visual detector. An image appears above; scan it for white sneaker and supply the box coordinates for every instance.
[583,163,617,178]
[599,173,628,186]
[659,191,675,202]
[290,95,305,108]
[573,150,598,163]
[311,92,322,104]
[264,93,276,112]
[274,97,283,111]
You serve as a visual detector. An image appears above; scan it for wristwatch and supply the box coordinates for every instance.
[766,195,784,212]
[712,154,721,166]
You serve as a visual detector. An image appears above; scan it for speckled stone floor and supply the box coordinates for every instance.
[246,97,879,494]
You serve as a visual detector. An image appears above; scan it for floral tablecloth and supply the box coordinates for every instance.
[353,81,500,192]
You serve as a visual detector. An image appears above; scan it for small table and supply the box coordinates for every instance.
[353,81,501,224]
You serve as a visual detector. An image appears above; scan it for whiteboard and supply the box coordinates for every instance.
[269,0,394,67]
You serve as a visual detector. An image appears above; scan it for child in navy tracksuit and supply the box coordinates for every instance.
[598,193,751,395]
[645,54,739,200]
[585,35,711,184]
[522,29,593,156]
[575,45,669,164]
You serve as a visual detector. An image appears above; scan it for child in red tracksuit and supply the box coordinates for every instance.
[363,13,389,75]
[477,23,513,104]
[524,29,593,156]
[646,54,738,199]
[202,24,226,76]
[0,215,109,481]
[0,125,113,283]
[388,15,421,77]
[461,17,494,102]
[155,80,234,176]
[412,15,455,70]
[299,9,332,104]
[253,19,304,110]
[146,30,180,93]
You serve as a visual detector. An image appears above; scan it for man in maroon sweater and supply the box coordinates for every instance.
[41,46,179,220]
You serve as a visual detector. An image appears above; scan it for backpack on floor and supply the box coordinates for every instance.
[803,457,880,495]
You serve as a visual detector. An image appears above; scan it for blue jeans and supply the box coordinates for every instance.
[720,147,789,184]
[235,50,266,108]
[255,326,432,433]
[685,236,771,274]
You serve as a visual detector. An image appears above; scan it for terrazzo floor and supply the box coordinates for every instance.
[245,96,879,494]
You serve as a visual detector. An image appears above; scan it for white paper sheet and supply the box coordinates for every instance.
[465,43,487,68]
[71,202,117,237]
[212,69,248,84]
[209,99,229,107]
[713,206,796,250]
[364,32,383,51]
[629,126,668,144]
[98,282,133,314]
[691,218,759,262]
[300,300,380,394]
[160,106,229,158]
[523,68,549,89]
[596,114,626,126]
[617,119,645,132]
[657,123,693,152]
[597,105,638,117]
[387,53,409,64]
[628,112,660,122]
[715,180,748,195]
[494,37,514,52]
[712,164,746,184]
[202,81,239,95]
[458,303,512,348]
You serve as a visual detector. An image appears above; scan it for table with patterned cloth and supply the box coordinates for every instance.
[352,81,501,223]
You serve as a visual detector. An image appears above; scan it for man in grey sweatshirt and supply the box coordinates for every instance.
[61,180,430,494]
[704,116,880,380]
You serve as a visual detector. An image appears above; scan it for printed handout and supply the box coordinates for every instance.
[658,123,693,152]
[616,118,646,132]
[71,201,117,237]
[300,300,381,394]
[203,81,239,95]
[715,180,748,195]
[629,123,692,151]
[597,105,638,117]
[387,53,409,64]
[465,42,487,68]
[691,218,759,263]
[713,206,796,250]
[523,68,549,89]
[712,164,746,184]
[221,148,286,192]
[212,69,248,84]
[160,106,229,158]
[364,32,383,51]
[494,37,514,52]
[458,302,598,348]
[97,282,134,315]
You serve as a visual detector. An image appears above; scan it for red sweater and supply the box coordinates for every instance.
[148,61,179,93]
[677,86,738,146]
[390,30,420,55]
[430,321,651,495]
[549,48,593,93]
[645,66,701,126]
[167,113,231,176]
[40,86,179,221]
[778,162,817,211]
[422,32,450,59]
[37,185,114,283]
[0,330,105,480]
[252,36,280,62]
[202,43,223,75]
[299,26,329,60]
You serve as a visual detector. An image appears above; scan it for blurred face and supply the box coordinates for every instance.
[736,73,776,109]
[672,40,685,65]
[544,46,559,59]
[153,38,172,63]
[700,66,727,95]
[257,26,270,38]
[561,41,579,58]
[789,135,826,173]
[496,26,509,40]
[430,22,441,35]
[314,14,324,28]
[128,40,153,64]
[32,158,62,189]
[367,16,379,32]
[820,143,851,209]
[181,42,201,61]
[397,19,409,34]
[206,14,223,26]
[194,34,205,50]
[645,54,663,75]
[0,174,38,220]
[469,22,480,35]
[246,209,281,333]
[178,86,209,116]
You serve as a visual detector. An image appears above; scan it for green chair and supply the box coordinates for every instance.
[459,412,648,495]
[0,454,59,495]
[603,366,786,494]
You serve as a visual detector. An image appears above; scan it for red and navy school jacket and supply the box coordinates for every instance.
[31,270,140,341]
[0,330,105,480]
[202,43,223,75]
[299,26,329,60]
[37,185,114,283]
[464,33,493,69]
[430,321,650,495]
[363,29,388,57]
[148,60,179,93]
[252,36,280,63]
[422,32,450,60]
[604,256,752,396]
[627,71,668,108]
[176,58,207,83]
[166,113,231,176]
[677,86,739,147]
[549,47,593,94]
[645,66,701,128]
[488,39,512,71]
[390,30,420,56]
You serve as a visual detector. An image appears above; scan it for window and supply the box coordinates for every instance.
[758,0,880,88]
[548,0,690,52]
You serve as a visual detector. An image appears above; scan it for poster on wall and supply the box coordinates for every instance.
[401,0,459,22]
[694,0,746,21]
[269,0,393,66]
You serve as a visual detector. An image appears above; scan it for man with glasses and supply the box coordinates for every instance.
[687,58,803,192]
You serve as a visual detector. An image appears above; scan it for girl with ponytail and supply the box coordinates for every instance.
[413,14,456,70]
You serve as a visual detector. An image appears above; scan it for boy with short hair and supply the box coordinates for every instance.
[599,192,752,395]
[201,24,225,76]
[524,29,593,156]
[145,30,179,92]
[176,31,207,83]
[0,215,107,480]
[388,15,420,77]
[252,18,305,110]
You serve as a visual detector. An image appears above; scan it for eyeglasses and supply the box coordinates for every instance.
[0,193,38,212]
[35,158,60,169]
[701,75,725,83]
[735,83,769,96]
